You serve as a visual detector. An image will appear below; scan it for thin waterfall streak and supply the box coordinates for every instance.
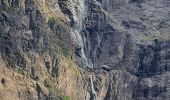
[90,75,97,100]
[74,0,93,68]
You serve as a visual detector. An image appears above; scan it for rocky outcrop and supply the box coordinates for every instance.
[79,0,170,100]
[0,0,170,100]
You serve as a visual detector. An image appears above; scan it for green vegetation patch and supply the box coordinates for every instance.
[44,79,70,99]
[48,16,61,28]
[62,96,70,100]
[48,16,72,57]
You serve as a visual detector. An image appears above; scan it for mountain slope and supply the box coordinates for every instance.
[0,0,170,100]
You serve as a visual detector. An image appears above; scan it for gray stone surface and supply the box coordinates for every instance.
[0,0,170,100]
[76,0,170,99]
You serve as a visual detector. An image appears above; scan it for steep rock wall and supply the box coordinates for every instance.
[0,0,170,100]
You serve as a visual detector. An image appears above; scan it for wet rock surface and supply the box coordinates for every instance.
[0,0,170,100]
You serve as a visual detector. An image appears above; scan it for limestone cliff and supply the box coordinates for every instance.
[0,0,170,100]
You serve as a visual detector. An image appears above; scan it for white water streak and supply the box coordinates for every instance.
[74,0,93,68]
[90,75,97,100]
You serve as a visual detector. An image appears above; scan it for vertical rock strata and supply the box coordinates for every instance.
[0,0,170,100]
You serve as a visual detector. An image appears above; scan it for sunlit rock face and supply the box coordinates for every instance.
[0,0,170,100]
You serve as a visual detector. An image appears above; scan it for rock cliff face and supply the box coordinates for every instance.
[0,0,170,100]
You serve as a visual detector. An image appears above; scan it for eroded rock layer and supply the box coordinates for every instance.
[0,0,170,100]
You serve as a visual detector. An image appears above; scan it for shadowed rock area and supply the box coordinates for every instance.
[0,0,170,100]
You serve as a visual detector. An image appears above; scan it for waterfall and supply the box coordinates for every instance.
[74,29,89,67]
[76,0,87,66]
[74,0,93,68]
[85,91,91,100]
[74,1,97,99]
[90,75,97,100]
